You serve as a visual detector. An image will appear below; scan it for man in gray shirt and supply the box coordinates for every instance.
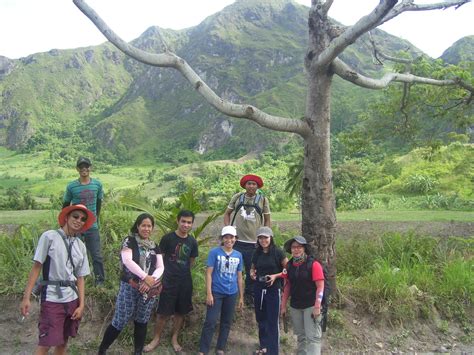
[20,204,94,354]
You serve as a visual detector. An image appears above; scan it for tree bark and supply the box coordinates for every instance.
[302,71,337,290]
[302,2,337,293]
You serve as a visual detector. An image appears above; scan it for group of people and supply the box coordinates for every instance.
[20,159,326,355]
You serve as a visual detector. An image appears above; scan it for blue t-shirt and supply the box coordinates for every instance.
[207,247,243,295]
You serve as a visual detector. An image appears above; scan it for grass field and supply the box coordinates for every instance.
[273,210,474,222]
[1,209,473,226]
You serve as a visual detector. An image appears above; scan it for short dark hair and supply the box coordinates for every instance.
[177,209,195,222]
[130,213,155,234]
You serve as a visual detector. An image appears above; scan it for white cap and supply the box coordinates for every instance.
[221,225,237,237]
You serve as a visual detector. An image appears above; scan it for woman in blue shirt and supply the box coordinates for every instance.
[198,226,244,355]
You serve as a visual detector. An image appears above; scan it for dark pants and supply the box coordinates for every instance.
[234,241,256,296]
[82,228,105,283]
[199,292,238,354]
[254,283,281,355]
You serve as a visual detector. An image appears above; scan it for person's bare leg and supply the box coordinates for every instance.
[53,343,67,355]
[144,315,169,352]
[34,346,49,355]
[171,314,184,352]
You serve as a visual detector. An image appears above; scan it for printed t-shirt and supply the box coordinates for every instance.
[207,247,243,295]
[159,231,198,283]
[227,193,270,243]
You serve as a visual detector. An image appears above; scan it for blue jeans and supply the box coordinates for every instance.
[82,228,105,283]
[254,284,281,355]
[234,241,256,296]
[199,292,238,354]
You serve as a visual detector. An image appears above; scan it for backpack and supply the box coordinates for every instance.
[230,192,265,225]
[32,230,79,298]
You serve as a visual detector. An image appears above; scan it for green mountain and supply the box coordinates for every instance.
[440,35,474,64]
[0,0,440,164]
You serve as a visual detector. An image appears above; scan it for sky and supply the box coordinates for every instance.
[0,0,472,59]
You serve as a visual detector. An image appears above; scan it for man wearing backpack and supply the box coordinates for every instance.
[224,174,271,305]
[20,204,94,355]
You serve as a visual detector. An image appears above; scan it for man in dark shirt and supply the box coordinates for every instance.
[144,210,198,353]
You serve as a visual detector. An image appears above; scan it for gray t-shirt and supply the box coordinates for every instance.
[34,229,90,303]
[227,193,270,243]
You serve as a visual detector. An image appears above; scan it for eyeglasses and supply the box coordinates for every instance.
[70,213,87,222]
[291,245,304,249]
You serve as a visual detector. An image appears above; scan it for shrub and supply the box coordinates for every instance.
[419,193,472,210]
[403,174,438,194]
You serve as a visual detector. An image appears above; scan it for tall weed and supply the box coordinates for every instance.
[0,225,41,293]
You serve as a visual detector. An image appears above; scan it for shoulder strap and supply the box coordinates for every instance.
[231,193,264,225]
[231,193,245,225]
[57,229,76,276]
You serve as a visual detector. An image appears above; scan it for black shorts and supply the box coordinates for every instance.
[157,277,193,316]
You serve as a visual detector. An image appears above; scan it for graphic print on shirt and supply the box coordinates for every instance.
[239,206,257,222]
[218,254,239,275]
[171,242,191,266]
[78,188,96,207]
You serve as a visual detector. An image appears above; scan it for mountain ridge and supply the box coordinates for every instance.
[0,0,470,164]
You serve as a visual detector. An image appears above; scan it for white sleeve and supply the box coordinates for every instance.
[121,248,147,280]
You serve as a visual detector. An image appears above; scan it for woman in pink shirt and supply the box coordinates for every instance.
[99,213,164,355]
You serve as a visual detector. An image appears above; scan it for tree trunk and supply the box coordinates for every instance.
[301,69,337,292]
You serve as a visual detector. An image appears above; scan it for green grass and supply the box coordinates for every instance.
[272,210,474,222]
[2,209,473,226]
[0,210,55,225]
[0,149,172,202]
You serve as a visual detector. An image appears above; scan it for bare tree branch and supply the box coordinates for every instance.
[322,0,335,15]
[379,0,471,27]
[332,58,473,92]
[73,0,310,137]
[368,32,415,65]
[315,0,397,68]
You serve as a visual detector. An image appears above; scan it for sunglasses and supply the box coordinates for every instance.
[225,255,230,269]
[70,213,87,222]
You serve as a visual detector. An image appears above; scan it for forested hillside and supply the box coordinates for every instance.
[1,0,457,166]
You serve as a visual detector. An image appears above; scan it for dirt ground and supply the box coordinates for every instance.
[1,220,472,354]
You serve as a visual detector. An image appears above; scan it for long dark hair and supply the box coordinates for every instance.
[130,213,155,233]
